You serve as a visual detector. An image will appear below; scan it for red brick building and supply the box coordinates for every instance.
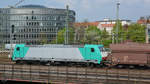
[74,22,99,28]
[137,17,150,24]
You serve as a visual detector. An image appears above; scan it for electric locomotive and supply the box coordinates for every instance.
[11,44,110,66]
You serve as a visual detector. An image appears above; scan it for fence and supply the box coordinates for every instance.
[0,63,150,84]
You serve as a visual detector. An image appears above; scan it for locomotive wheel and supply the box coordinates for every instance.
[16,60,26,65]
[33,61,40,65]
[26,61,33,65]
[67,63,74,67]
[40,62,47,65]
[90,63,95,68]
[85,63,90,67]
[45,62,51,66]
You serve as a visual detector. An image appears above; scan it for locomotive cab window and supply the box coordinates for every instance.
[91,48,95,52]
[99,47,105,52]
[16,47,20,51]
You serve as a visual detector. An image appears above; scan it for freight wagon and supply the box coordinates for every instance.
[12,44,110,66]
[108,42,150,68]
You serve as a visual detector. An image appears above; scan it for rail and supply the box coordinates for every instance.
[0,63,150,84]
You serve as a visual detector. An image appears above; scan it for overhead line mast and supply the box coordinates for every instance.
[10,0,25,58]
[116,0,120,44]
[65,0,70,45]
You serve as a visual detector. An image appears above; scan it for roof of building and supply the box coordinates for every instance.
[101,24,115,28]
[98,19,131,22]
[17,4,47,8]
[137,19,150,24]
[89,22,99,26]
[74,22,99,28]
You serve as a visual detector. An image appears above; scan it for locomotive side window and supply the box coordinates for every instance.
[91,48,95,52]
[16,47,20,51]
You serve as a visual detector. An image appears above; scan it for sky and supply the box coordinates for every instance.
[0,0,150,22]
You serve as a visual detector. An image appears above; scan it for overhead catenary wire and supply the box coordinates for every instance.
[14,0,25,7]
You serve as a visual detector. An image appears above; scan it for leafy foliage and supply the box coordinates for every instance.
[51,28,74,44]
[83,26,111,46]
[50,22,146,46]
[84,26,101,44]
[127,24,146,43]
[112,20,127,43]
[100,29,111,47]
[39,33,48,45]
[112,21,146,43]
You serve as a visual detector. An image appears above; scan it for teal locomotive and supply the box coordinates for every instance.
[12,44,110,66]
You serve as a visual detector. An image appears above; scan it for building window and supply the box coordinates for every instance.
[32,11,34,14]
[26,16,28,20]
[32,16,34,20]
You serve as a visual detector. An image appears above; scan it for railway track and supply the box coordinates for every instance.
[0,51,150,83]
[0,64,150,83]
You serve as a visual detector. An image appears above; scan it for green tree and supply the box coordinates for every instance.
[84,26,101,44]
[112,20,127,43]
[51,28,74,44]
[112,21,146,43]
[74,27,85,44]
[39,32,48,45]
[83,26,111,46]
[127,24,146,43]
[100,29,111,47]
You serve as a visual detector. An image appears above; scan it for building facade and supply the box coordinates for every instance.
[0,5,75,45]
[97,19,131,34]
[137,16,150,24]
[74,19,131,35]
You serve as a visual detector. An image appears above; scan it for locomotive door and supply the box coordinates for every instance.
[85,47,94,60]
[84,47,89,60]
[85,47,96,60]
[90,48,95,60]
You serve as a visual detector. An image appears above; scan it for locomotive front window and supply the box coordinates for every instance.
[99,47,105,52]
[105,48,111,53]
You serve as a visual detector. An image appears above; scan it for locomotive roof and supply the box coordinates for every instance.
[15,44,104,48]
[26,44,84,48]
